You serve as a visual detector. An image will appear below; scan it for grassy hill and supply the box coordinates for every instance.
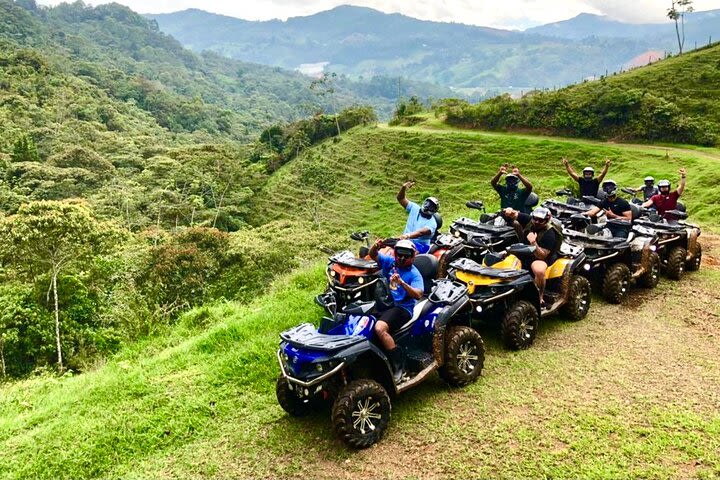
[250,122,720,230]
[2,216,719,479]
[441,43,720,146]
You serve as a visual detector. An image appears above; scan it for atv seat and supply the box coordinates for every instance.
[630,203,641,220]
[396,299,436,333]
[413,254,439,294]
[432,213,443,242]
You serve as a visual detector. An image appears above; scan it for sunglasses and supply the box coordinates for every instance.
[395,250,414,259]
[531,217,548,223]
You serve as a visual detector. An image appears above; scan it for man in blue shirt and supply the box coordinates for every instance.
[369,238,424,382]
[397,181,439,253]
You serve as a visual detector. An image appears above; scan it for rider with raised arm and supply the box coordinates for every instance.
[562,157,611,197]
[642,168,687,218]
[369,238,424,382]
[490,164,533,213]
[397,181,439,254]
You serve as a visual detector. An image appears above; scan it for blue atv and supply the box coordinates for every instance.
[275,256,484,448]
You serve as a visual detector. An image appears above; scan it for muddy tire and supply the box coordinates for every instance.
[686,243,701,272]
[276,376,315,417]
[602,263,631,304]
[561,275,592,321]
[666,246,687,280]
[438,326,485,387]
[501,300,539,350]
[331,379,391,449]
[638,252,661,289]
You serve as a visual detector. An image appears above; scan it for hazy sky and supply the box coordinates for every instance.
[35,0,720,30]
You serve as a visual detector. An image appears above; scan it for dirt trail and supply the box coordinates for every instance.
[310,234,720,479]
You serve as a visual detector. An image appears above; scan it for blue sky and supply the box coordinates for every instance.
[36,0,720,30]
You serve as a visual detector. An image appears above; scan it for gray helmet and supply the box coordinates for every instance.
[644,176,655,183]
[602,179,618,196]
[658,179,671,192]
[530,207,551,224]
[582,166,595,175]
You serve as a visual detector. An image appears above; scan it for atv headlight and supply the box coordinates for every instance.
[454,230,460,237]
[315,363,324,372]
[583,263,592,271]
[329,270,336,277]
[358,276,365,285]
[650,245,657,252]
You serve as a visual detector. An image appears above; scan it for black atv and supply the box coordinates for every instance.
[633,208,702,279]
[276,255,484,448]
[563,214,661,303]
[447,242,591,350]
[542,189,602,226]
[617,188,702,280]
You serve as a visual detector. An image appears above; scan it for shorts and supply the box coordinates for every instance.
[377,306,412,333]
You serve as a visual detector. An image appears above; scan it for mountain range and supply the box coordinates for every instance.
[150,5,720,90]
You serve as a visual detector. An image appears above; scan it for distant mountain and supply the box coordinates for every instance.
[149,6,663,89]
[526,10,720,42]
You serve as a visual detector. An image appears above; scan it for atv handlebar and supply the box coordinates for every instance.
[466,200,485,211]
[621,187,636,196]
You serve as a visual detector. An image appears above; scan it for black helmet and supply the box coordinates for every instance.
[505,173,519,186]
[602,179,618,197]
[421,197,439,216]
[582,166,594,178]
[394,239,416,268]
[530,207,551,226]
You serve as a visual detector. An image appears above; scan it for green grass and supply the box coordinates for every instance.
[2,263,720,479]
[3,127,720,479]
[251,124,720,232]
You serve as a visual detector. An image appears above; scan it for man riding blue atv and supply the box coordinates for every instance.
[276,240,485,448]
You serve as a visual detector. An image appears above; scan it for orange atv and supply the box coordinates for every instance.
[316,231,457,315]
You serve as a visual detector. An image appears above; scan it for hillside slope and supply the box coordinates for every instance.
[441,43,720,146]
[249,124,720,231]
[2,232,719,479]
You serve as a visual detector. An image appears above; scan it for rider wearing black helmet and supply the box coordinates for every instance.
[562,157,611,197]
[490,164,534,213]
[502,206,561,306]
[584,180,632,221]
[397,182,439,254]
[636,176,659,201]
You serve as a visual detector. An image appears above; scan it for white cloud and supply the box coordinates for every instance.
[35,0,720,29]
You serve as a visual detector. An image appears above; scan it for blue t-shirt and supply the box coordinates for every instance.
[377,253,424,314]
[403,201,438,245]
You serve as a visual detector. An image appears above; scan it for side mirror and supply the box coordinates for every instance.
[465,200,485,211]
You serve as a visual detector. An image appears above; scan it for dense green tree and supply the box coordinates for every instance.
[0,200,123,370]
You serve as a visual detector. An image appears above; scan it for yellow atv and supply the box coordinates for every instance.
[448,243,591,350]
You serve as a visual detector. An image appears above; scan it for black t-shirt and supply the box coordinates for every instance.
[517,213,558,255]
[600,197,631,216]
[578,178,600,197]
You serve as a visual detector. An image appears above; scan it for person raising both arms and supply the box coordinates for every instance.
[642,168,687,218]
[490,164,533,214]
[396,181,439,254]
[562,157,611,197]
